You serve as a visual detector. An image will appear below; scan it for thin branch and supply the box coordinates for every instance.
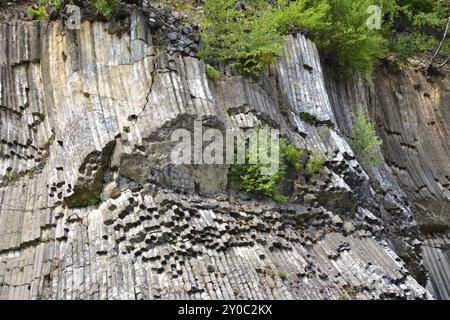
[437,56,450,69]
[429,17,450,68]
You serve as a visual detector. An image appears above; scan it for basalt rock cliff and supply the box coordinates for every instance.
[0,4,449,300]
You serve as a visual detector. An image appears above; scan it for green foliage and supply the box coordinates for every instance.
[200,0,334,75]
[205,64,221,81]
[280,139,304,170]
[26,167,36,177]
[27,0,65,20]
[66,195,102,208]
[28,4,49,21]
[123,126,130,133]
[5,170,16,182]
[53,0,62,11]
[340,292,351,300]
[300,112,317,125]
[93,0,118,20]
[229,131,286,201]
[200,0,285,75]
[351,108,383,165]
[384,0,450,63]
[306,149,328,175]
[199,0,449,75]
[271,0,330,35]
[200,0,387,75]
[230,130,305,203]
[311,0,386,75]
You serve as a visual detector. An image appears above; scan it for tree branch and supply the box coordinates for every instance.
[429,17,450,69]
[437,56,450,69]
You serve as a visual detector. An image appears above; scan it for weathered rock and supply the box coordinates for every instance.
[0,8,446,300]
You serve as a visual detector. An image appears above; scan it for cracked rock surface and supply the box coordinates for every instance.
[0,9,448,300]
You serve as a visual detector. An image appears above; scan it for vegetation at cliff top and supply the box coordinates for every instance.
[205,64,221,81]
[27,0,118,21]
[199,0,449,76]
[27,2,49,21]
[92,0,119,20]
[26,0,449,75]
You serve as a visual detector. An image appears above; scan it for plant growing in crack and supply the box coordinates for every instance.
[350,108,383,166]
[305,149,329,175]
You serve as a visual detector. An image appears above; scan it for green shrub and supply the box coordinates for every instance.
[27,5,49,21]
[351,108,383,165]
[5,170,16,182]
[26,167,36,177]
[306,149,328,175]
[26,0,66,20]
[200,0,387,76]
[280,139,304,170]
[205,64,221,81]
[306,0,387,75]
[199,0,449,76]
[229,129,286,201]
[300,112,317,125]
[53,0,62,11]
[200,0,285,75]
[340,292,351,300]
[383,0,450,64]
[93,0,118,20]
[230,130,305,203]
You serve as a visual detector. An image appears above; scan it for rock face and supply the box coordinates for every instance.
[422,234,450,300]
[326,64,450,232]
[0,9,447,300]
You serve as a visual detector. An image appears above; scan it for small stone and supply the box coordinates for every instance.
[168,32,178,41]
[331,215,343,227]
[343,222,355,234]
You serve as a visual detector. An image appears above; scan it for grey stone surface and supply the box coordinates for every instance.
[0,9,447,300]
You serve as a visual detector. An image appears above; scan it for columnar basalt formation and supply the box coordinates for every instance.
[0,7,448,300]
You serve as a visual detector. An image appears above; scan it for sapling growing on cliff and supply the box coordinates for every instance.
[93,0,119,20]
[305,148,329,175]
[27,3,49,21]
[230,128,305,203]
[205,64,221,81]
[351,108,383,165]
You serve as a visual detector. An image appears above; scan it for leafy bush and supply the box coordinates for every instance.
[200,0,285,75]
[313,0,386,75]
[229,131,305,203]
[50,0,62,11]
[93,0,118,20]
[280,139,304,170]
[306,149,328,175]
[300,112,317,125]
[28,5,49,21]
[205,64,221,81]
[340,292,351,300]
[199,0,449,76]
[351,108,383,165]
[200,0,387,76]
[229,129,286,201]
[384,0,450,65]
[27,0,65,20]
